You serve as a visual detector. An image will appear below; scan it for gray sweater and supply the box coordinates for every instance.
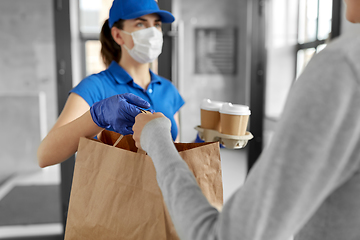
[140,32,360,240]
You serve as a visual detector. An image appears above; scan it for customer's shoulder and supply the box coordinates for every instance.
[298,33,360,87]
[326,32,360,60]
[323,33,360,85]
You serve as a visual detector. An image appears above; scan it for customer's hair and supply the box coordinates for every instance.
[100,19,125,67]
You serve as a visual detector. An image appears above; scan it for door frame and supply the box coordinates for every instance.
[247,0,267,171]
[54,0,75,235]
[157,0,173,80]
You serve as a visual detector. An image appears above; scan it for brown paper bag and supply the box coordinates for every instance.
[64,130,223,240]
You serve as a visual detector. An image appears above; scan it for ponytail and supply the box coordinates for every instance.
[100,19,124,68]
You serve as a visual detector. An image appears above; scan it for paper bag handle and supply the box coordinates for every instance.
[113,134,147,155]
[113,135,124,147]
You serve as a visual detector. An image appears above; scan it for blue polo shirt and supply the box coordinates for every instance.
[70,61,185,141]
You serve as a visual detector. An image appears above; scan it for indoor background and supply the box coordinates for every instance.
[0,0,359,239]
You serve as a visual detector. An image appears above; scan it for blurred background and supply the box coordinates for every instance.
[0,0,359,239]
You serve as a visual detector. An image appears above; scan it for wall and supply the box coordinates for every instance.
[0,0,57,183]
[174,0,250,142]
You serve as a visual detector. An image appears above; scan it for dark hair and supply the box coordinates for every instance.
[100,19,125,67]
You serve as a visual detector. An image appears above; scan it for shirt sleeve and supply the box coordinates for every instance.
[69,74,104,107]
[173,88,185,113]
[164,80,184,114]
[140,46,360,240]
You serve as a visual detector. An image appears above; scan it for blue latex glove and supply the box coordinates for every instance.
[90,93,152,135]
[194,133,205,143]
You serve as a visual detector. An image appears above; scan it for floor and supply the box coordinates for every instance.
[0,165,63,239]
[0,148,248,239]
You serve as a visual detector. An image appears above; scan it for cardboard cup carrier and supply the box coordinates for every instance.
[220,103,251,136]
[200,99,225,132]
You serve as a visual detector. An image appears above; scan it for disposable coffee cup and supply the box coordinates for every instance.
[200,99,225,132]
[220,103,251,136]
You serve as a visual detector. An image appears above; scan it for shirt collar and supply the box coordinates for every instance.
[108,61,132,84]
[108,61,162,85]
[149,69,162,84]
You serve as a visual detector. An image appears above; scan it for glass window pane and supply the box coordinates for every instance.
[85,40,106,76]
[317,0,332,40]
[316,43,327,53]
[79,0,113,34]
[265,0,298,120]
[296,48,315,78]
[298,0,318,43]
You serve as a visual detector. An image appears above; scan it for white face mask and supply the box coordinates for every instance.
[122,27,163,64]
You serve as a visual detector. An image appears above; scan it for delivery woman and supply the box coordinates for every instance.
[37,0,184,168]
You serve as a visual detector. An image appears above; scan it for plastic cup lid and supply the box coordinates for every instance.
[200,99,226,111]
[220,103,251,115]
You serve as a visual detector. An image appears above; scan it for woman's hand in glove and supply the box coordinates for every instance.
[90,93,151,135]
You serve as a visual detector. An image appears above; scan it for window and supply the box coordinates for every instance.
[264,0,336,148]
[296,0,333,77]
[265,0,298,120]
[79,0,113,76]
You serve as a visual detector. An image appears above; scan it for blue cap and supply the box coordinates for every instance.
[108,0,175,28]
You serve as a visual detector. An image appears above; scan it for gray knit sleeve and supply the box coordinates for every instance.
[140,117,221,239]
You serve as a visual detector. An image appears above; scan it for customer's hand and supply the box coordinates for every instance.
[90,93,151,135]
[133,112,166,149]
